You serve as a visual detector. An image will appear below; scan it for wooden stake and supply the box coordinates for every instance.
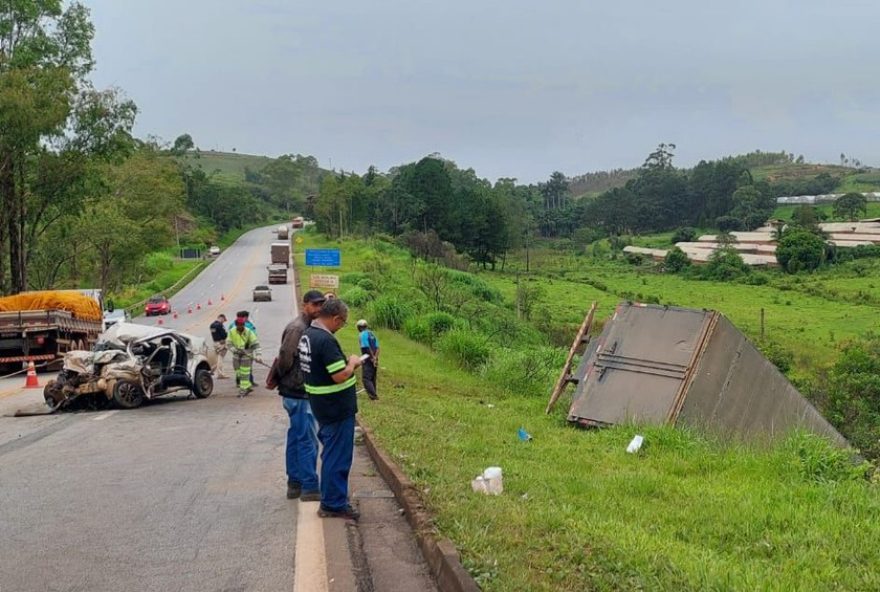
[546,301,597,414]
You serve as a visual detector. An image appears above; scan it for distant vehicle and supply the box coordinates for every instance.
[271,242,290,267]
[267,264,288,284]
[252,285,272,302]
[43,323,214,411]
[103,308,130,329]
[209,245,221,256]
[144,295,171,316]
[291,216,304,229]
[277,225,289,240]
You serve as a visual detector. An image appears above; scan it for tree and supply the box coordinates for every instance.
[664,247,691,273]
[776,229,826,273]
[833,192,867,221]
[0,2,135,293]
[171,133,194,155]
[540,171,568,211]
[730,185,774,230]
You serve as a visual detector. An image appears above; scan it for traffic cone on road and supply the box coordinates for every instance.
[188,307,193,314]
[208,299,213,306]
[197,303,202,311]
[24,361,40,389]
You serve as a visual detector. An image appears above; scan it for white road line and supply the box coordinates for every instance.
[92,411,118,421]
[293,502,328,592]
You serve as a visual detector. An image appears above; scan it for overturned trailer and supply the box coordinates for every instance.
[559,303,846,445]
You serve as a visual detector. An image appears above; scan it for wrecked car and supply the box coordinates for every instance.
[43,322,216,411]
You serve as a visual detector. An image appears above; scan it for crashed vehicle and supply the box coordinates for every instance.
[43,322,216,411]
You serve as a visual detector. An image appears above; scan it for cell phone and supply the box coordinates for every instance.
[359,354,371,362]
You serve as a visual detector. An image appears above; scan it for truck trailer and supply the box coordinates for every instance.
[0,290,105,372]
[271,242,291,268]
[277,225,289,240]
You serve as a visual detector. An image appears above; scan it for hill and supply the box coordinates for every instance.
[180,150,275,183]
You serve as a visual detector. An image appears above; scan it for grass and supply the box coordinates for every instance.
[296,229,880,591]
[179,150,274,184]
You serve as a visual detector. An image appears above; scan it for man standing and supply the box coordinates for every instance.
[276,291,326,501]
[298,299,363,520]
[228,316,261,397]
[355,319,380,401]
[209,314,228,379]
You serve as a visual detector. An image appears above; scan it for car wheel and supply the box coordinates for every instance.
[193,368,213,398]
[112,379,145,409]
[44,380,63,408]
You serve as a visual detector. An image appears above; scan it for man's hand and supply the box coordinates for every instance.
[348,354,363,367]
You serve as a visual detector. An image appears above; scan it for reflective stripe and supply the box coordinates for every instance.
[326,360,346,373]
[305,376,357,395]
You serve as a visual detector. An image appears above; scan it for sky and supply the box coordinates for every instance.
[84,0,880,183]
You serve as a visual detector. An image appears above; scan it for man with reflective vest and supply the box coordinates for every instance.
[298,298,363,520]
[228,316,261,397]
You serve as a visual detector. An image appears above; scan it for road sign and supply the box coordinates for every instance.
[295,236,303,244]
[305,248,341,267]
[309,274,340,289]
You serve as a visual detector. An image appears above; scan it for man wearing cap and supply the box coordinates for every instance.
[228,316,261,397]
[356,319,380,401]
[275,290,325,501]
[298,298,363,520]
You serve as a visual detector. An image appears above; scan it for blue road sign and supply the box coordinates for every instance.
[305,248,341,267]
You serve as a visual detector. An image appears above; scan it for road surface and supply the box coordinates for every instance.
[0,226,436,592]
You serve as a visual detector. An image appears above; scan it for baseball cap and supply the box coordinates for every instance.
[303,290,327,304]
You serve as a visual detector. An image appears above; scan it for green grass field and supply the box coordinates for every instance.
[179,150,274,183]
[296,230,880,591]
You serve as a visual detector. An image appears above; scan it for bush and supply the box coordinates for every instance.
[368,296,414,330]
[340,272,368,285]
[445,270,502,303]
[402,312,462,346]
[776,229,827,273]
[340,286,370,307]
[436,329,492,370]
[823,335,880,459]
[671,227,697,243]
[664,247,691,273]
[357,278,376,292]
[482,347,566,396]
[757,340,794,374]
[715,216,743,232]
[142,252,175,275]
[701,247,749,281]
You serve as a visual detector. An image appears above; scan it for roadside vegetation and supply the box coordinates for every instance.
[297,229,880,591]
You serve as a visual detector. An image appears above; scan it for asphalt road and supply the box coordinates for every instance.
[0,226,436,592]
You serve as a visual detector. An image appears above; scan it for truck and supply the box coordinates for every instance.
[271,241,291,268]
[291,216,304,229]
[267,264,288,284]
[0,290,106,372]
[277,225,289,240]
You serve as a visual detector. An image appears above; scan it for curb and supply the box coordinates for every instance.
[357,419,481,592]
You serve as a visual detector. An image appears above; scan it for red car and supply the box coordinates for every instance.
[144,295,171,316]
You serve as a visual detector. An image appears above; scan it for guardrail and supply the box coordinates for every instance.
[122,260,209,318]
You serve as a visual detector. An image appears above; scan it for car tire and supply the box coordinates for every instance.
[112,379,145,409]
[193,368,213,398]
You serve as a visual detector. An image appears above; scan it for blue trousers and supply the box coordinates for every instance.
[282,397,319,491]
[317,415,355,511]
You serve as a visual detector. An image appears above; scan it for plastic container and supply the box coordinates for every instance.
[482,466,503,495]
[471,476,489,494]
[626,435,644,454]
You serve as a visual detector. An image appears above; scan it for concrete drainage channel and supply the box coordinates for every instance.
[357,420,481,592]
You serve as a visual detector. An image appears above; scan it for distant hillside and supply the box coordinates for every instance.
[180,150,275,183]
[569,153,880,199]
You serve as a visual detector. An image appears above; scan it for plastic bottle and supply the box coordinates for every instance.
[483,466,503,495]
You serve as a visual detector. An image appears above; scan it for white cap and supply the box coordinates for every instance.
[356,319,368,328]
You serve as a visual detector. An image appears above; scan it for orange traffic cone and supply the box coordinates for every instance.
[24,361,40,389]
[197,303,202,311]
[188,307,193,314]
[207,299,213,306]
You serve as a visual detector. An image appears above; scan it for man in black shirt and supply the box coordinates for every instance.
[276,290,326,501]
[209,314,228,379]
[298,298,363,520]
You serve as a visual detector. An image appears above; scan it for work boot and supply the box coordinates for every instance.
[318,504,360,521]
[287,482,302,499]
[300,490,321,502]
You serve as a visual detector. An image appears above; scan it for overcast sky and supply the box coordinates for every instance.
[84,0,880,183]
